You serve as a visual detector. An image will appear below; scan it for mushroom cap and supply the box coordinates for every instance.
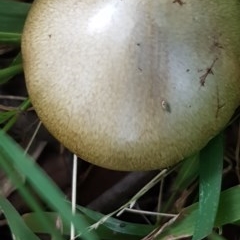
[22,0,240,171]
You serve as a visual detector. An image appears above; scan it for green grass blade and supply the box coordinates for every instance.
[0,144,65,240]
[0,110,17,124]
[162,155,199,213]
[0,53,23,85]
[208,232,227,240]
[215,186,240,226]
[156,186,240,239]
[0,0,30,33]
[173,154,199,192]
[2,98,31,131]
[77,205,155,236]
[193,133,224,240]
[0,131,99,240]
[0,32,21,44]
[0,64,23,85]
[23,212,144,240]
[0,195,40,240]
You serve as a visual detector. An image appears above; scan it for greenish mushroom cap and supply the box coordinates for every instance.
[22,0,240,170]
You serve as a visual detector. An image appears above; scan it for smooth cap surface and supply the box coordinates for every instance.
[22,0,240,170]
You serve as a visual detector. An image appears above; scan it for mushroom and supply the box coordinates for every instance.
[21,0,240,171]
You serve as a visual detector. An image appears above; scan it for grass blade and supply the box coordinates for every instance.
[23,211,149,240]
[0,64,23,84]
[0,195,40,240]
[0,31,21,44]
[77,205,155,236]
[0,143,65,240]
[0,130,99,240]
[0,0,30,33]
[156,186,240,239]
[193,133,224,240]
